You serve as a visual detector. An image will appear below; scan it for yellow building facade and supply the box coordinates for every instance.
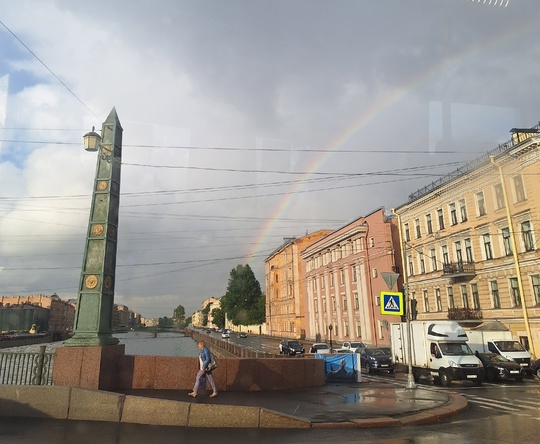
[265,230,332,339]
[395,126,540,359]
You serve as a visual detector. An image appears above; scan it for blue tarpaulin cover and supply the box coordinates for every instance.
[317,353,358,382]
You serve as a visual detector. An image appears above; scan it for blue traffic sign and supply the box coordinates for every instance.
[380,291,403,315]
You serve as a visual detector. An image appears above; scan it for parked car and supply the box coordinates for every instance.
[380,347,392,356]
[279,340,305,356]
[221,331,230,339]
[309,343,330,354]
[341,341,366,352]
[475,352,524,382]
[360,347,394,374]
[533,359,540,379]
[238,332,248,338]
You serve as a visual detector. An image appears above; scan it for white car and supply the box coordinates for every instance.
[310,343,331,354]
[221,332,230,339]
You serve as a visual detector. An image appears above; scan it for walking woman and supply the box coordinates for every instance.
[189,340,217,398]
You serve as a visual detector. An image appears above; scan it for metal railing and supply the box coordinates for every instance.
[408,123,540,202]
[0,345,54,385]
[442,261,476,276]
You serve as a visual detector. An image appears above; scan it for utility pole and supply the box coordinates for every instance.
[393,210,416,389]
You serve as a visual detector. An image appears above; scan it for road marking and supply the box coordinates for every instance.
[464,393,539,414]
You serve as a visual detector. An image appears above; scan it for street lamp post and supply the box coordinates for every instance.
[66,108,123,347]
[328,324,333,353]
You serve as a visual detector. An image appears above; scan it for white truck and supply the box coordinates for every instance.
[391,320,483,386]
[465,328,531,370]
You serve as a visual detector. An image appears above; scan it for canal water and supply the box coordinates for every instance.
[4,331,200,357]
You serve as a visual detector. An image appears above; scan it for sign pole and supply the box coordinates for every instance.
[392,211,416,389]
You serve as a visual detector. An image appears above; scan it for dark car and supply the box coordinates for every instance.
[533,359,540,379]
[238,332,248,338]
[476,352,524,382]
[279,340,305,356]
[360,347,394,374]
[380,347,391,356]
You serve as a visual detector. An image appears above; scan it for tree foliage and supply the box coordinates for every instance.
[211,308,225,329]
[220,264,265,326]
[172,304,186,328]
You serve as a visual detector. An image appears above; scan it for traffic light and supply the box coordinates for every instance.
[410,299,418,320]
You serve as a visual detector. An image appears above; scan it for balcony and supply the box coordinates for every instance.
[442,261,476,278]
[448,307,483,321]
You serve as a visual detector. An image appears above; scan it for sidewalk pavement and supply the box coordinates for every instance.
[0,375,468,430]
[119,376,468,428]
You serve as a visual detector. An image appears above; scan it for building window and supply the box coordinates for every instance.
[502,227,512,256]
[344,320,349,337]
[455,241,463,264]
[441,245,449,265]
[476,191,486,216]
[471,283,480,309]
[275,274,279,283]
[510,277,521,306]
[490,281,500,308]
[459,199,467,222]
[408,255,414,276]
[532,275,540,305]
[435,288,442,312]
[437,208,445,230]
[465,238,473,262]
[354,292,359,310]
[330,273,334,287]
[447,286,455,309]
[494,183,505,209]
[323,298,327,313]
[461,285,469,309]
[483,233,493,260]
[340,269,345,285]
[352,265,357,282]
[430,248,437,271]
[513,175,526,202]
[321,276,325,289]
[415,219,421,238]
[450,203,458,225]
[356,322,362,337]
[522,221,534,252]
[332,297,337,312]
[314,299,318,313]
[313,278,317,291]
[343,296,347,311]
[426,213,433,234]
[423,289,430,312]
[420,254,426,274]
[404,223,410,242]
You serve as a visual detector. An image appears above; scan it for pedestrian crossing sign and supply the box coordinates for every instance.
[380,291,403,315]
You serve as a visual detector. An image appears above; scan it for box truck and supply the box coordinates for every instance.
[465,328,531,369]
[391,320,483,386]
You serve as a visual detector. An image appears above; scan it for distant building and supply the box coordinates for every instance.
[301,208,403,346]
[394,125,540,356]
[264,230,333,339]
[0,293,75,338]
[113,304,131,330]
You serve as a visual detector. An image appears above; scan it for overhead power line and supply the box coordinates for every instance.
[0,19,99,119]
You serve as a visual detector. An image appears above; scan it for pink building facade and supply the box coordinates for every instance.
[300,208,403,346]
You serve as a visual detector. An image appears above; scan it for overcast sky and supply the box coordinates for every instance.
[1,0,539,320]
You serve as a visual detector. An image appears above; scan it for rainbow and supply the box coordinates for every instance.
[245,10,535,262]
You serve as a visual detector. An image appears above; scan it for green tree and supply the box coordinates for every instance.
[211,308,225,329]
[172,304,186,328]
[201,303,211,327]
[221,264,265,326]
